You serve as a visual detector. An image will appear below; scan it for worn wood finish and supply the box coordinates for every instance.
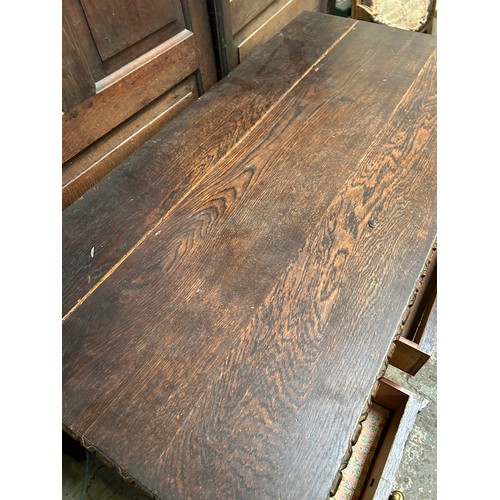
[62,0,217,198]
[62,0,95,112]
[62,13,355,317]
[230,0,275,34]
[207,0,239,77]
[208,0,335,76]
[63,14,436,499]
[62,30,198,164]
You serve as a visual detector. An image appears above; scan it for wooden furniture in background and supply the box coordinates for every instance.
[62,0,217,208]
[63,13,436,499]
[207,0,336,76]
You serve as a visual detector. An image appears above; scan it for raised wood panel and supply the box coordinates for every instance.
[237,0,322,61]
[230,0,275,34]
[80,0,183,61]
[62,77,198,209]
[62,0,217,205]
[209,0,335,76]
[62,30,197,163]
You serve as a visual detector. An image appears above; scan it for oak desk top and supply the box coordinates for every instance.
[63,13,436,499]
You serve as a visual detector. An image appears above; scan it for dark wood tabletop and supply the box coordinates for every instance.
[63,13,436,499]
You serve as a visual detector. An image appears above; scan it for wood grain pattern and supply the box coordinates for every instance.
[62,0,95,112]
[184,0,218,94]
[207,0,239,77]
[209,0,334,76]
[63,15,436,499]
[62,13,355,316]
[144,50,436,499]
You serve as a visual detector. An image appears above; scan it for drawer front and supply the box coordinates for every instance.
[389,248,437,375]
[331,378,425,499]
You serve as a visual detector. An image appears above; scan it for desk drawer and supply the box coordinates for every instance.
[332,378,424,500]
[390,250,437,375]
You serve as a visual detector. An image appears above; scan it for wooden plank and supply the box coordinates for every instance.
[237,0,322,61]
[230,0,274,34]
[63,18,436,498]
[62,77,198,209]
[184,0,218,94]
[142,51,436,499]
[62,29,197,163]
[62,13,356,316]
[211,0,335,78]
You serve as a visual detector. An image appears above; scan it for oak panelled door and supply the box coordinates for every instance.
[62,0,217,208]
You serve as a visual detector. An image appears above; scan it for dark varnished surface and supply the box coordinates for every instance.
[62,13,354,316]
[63,14,437,499]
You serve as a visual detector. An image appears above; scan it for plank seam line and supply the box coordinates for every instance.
[62,20,359,322]
[385,48,436,124]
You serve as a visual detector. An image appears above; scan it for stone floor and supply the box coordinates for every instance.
[62,347,437,499]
